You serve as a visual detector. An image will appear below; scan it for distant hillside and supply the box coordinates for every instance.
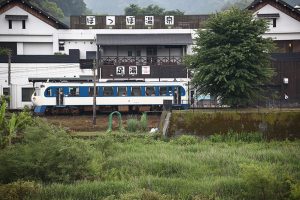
[84,0,300,15]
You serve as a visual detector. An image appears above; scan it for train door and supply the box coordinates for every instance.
[173,86,182,105]
[56,88,64,106]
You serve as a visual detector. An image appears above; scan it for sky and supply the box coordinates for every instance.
[84,0,300,15]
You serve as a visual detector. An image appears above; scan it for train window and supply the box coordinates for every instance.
[88,87,99,97]
[159,87,168,96]
[131,87,141,96]
[103,87,113,96]
[146,87,155,96]
[69,87,79,96]
[45,88,52,97]
[118,86,127,96]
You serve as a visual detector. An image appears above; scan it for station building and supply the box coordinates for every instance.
[0,0,299,109]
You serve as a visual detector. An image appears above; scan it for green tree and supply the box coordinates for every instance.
[28,0,64,19]
[186,8,275,107]
[124,4,184,16]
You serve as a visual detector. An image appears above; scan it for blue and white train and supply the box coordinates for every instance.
[31,81,189,114]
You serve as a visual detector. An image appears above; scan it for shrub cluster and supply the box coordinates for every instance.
[0,121,107,184]
[126,113,148,132]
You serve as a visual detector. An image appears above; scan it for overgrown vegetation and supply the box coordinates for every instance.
[126,113,148,132]
[0,103,299,199]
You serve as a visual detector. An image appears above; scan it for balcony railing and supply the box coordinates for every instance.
[100,56,183,66]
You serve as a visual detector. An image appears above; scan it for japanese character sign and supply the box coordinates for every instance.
[145,16,154,26]
[126,16,136,26]
[116,66,125,75]
[129,66,137,75]
[106,16,115,26]
[165,16,174,25]
[142,66,150,75]
[86,16,96,25]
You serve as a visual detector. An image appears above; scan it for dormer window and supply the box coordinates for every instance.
[257,13,280,28]
[5,15,28,29]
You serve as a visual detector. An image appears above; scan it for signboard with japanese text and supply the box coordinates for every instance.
[129,66,138,75]
[142,66,150,75]
[165,16,174,25]
[116,66,125,75]
[126,16,136,26]
[86,16,96,25]
[145,16,154,26]
[106,16,115,26]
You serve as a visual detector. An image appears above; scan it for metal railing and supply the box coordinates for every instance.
[100,56,183,66]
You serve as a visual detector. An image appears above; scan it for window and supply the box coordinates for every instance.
[103,87,114,96]
[45,88,52,97]
[69,87,79,96]
[159,87,168,96]
[136,50,141,57]
[3,88,10,96]
[22,20,26,29]
[22,88,34,102]
[118,86,127,96]
[59,41,65,51]
[128,50,133,57]
[131,87,141,96]
[146,86,155,96]
[88,87,99,96]
[8,20,12,29]
[273,18,276,27]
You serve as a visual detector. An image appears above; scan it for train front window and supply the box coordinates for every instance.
[146,87,155,96]
[118,86,127,96]
[103,87,113,96]
[131,87,141,96]
[69,87,79,96]
[45,88,52,97]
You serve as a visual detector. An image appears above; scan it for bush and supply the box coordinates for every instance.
[239,163,282,200]
[140,113,148,132]
[209,131,265,143]
[171,135,199,145]
[291,183,300,200]
[0,122,103,183]
[0,181,40,200]
[127,116,139,132]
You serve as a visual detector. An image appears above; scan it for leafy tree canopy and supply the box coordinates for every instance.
[186,8,275,107]
[125,4,184,16]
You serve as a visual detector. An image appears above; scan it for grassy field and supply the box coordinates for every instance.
[35,133,300,200]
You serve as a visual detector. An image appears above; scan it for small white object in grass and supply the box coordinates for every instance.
[150,128,159,133]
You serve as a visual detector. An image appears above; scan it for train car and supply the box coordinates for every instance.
[31,81,189,114]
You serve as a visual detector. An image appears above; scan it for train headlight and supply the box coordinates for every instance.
[32,97,36,101]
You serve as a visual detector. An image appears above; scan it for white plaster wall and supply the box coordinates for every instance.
[63,40,96,58]
[254,4,300,34]
[0,6,57,35]
[23,42,53,55]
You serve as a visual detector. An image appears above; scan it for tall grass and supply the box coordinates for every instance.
[1,124,299,199]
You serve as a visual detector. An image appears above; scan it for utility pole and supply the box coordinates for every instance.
[8,49,12,109]
[92,59,97,127]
